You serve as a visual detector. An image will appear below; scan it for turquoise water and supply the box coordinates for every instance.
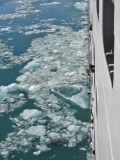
[0,0,92,159]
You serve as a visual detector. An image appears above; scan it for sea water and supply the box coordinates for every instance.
[0,0,92,159]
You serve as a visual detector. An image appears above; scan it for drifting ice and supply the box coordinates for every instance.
[20,109,42,119]
[25,125,46,136]
[67,125,80,133]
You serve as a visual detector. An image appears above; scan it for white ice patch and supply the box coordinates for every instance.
[33,150,41,155]
[48,80,60,87]
[20,109,42,119]
[1,83,18,93]
[17,129,25,135]
[1,151,9,157]
[25,125,46,136]
[29,85,40,92]
[0,83,29,96]
[19,93,24,98]
[70,90,89,108]
[80,147,87,151]
[25,28,56,35]
[61,121,72,127]
[74,2,88,11]
[36,144,50,152]
[48,132,60,139]
[16,75,27,82]
[40,2,61,6]
[24,61,40,70]
[1,27,11,32]
[44,57,55,62]
[86,153,93,160]
[52,116,61,122]
[68,138,77,147]
[67,125,80,133]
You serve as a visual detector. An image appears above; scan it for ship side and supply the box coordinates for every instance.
[89,0,120,160]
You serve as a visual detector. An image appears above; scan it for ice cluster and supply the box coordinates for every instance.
[0,0,41,20]
[74,2,88,11]
[0,108,90,158]
[0,27,90,157]
[0,24,90,114]
[0,0,91,158]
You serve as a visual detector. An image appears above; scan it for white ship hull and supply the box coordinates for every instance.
[89,0,120,160]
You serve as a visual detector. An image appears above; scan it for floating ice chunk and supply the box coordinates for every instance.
[56,85,80,97]
[52,116,61,122]
[48,94,58,104]
[20,109,42,120]
[61,133,73,139]
[45,138,51,143]
[68,142,76,148]
[61,121,72,127]
[25,125,46,136]
[25,30,40,35]
[48,104,61,109]
[81,127,88,134]
[36,145,50,152]
[29,85,40,92]
[0,83,29,94]
[11,155,15,158]
[35,10,41,13]
[44,57,55,62]
[14,118,19,123]
[19,93,24,98]
[86,153,93,160]
[77,134,83,141]
[20,140,29,147]
[1,27,11,32]
[74,2,88,11]
[49,132,60,139]
[41,145,50,152]
[1,83,18,93]
[24,61,40,70]
[40,2,61,6]
[16,75,27,82]
[65,72,76,76]
[70,90,89,108]
[48,80,60,87]
[68,138,77,147]
[67,125,80,133]
[19,84,29,91]
[17,129,24,135]
[33,150,41,155]
[80,147,87,151]
[1,151,9,157]
[7,98,15,103]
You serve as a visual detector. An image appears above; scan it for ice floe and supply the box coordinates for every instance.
[74,2,88,11]
[48,132,60,139]
[40,2,61,6]
[25,125,46,136]
[33,150,41,155]
[86,152,93,160]
[1,151,9,158]
[67,125,80,133]
[20,109,42,120]
[24,61,40,70]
